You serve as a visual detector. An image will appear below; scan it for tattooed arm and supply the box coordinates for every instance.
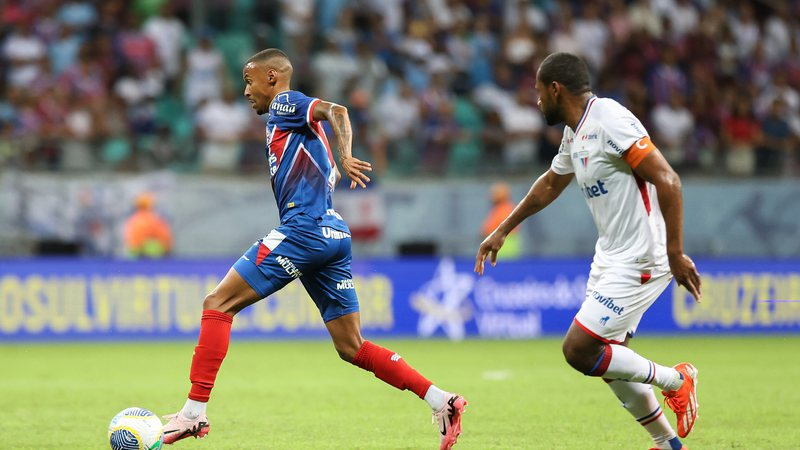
[313,101,372,189]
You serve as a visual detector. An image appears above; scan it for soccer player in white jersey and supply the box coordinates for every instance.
[476,52,701,450]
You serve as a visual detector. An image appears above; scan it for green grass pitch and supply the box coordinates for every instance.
[2,336,799,449]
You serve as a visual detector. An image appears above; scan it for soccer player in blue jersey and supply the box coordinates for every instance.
[162,49,466,449]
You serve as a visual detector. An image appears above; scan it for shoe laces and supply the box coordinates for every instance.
[664,389,686,412]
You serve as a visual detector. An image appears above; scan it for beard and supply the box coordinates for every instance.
[542,103,563,126]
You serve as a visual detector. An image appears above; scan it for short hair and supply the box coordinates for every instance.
[537,52,591,95]
[246,48,290,67]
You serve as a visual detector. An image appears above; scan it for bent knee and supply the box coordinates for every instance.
[203,291,238,316]
[335,344,359,363]
[562,340,604,374]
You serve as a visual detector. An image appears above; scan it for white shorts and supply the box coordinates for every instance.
[573,267,672,344]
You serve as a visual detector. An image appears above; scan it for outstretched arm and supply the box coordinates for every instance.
[631,147,702,301]
[475,169,573,274]
[313,101,372,189]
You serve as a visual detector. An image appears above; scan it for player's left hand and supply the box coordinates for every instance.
[670,253,702,302]
[341,156,372,189]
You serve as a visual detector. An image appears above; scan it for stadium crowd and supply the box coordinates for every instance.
[0,0,798,178]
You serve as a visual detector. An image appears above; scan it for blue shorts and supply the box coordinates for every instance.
[232,215,359,323]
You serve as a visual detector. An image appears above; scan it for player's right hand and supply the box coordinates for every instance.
[474,231,506,275]
[670,253,702,302]
[341,156,372,189]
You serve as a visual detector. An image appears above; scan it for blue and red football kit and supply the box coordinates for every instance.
[233,90,358,322]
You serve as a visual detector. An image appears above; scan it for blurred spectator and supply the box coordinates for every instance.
[116,12,157,70]
[371,78,421,175]
[721,96,762,177]
[503,14,536,72]
[607,0,632,45]
[124,192,173,259]
[549,13,581,57]
[195,89,250,173]
[499,85,543,171]
[113,61,166,135]
[143,2,187,81]
[629,0,662,38]
[649,47,687,106]
[58,45,107,100]
[668,0,699,41]
[57,0,98,30]
[61,95,96,171]
[353,41,388,100]
[651,91,694,167]
[183,32,225,108]
[481,181,521,259]
[2,18,47,88]
[758,99,794,175]
[466,14,498,87]
[573,2,609,71]
[311,37,358,104]
[49,25,83,75]
[730,3,760,60]
[0,0,796,180]
[763,3,791,65]
[473,63,514,113]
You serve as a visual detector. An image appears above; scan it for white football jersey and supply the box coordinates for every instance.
[550,96,669,274]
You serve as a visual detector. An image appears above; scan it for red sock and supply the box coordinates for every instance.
[188,310,233,402]
[352,340,432,398]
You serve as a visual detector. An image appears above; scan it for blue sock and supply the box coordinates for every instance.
[668,436,683,450]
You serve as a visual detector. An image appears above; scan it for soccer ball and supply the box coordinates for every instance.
[108,407,164,450]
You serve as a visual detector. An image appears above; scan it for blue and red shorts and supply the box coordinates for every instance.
[233,214,359,322]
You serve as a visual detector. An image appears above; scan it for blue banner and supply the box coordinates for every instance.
[1,258,799,341]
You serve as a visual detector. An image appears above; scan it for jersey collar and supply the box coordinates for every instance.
[574,95,597,134]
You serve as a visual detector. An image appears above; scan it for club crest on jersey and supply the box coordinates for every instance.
[271,93,297,116]
[572,150,589,168]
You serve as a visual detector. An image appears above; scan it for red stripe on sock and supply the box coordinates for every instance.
[188,310,233,402]
[353,341,432,399]
[640,410,663,426]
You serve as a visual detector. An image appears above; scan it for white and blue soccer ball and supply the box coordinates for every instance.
[108,407,164,450]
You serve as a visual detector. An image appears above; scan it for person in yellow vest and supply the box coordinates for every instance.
[480,182,521,259]
[124,192,173,258]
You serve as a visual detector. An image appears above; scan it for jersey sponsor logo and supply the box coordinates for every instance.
[581,133,598,141]
[606,139,625,155]
[592,291,625,315]
[269,152,278,176]
[582,180,609,199]
[325,209,344,220]
[270,93,297,115]
[599,315,610,326]
[629,120,645,136]
[322,227,351,239]
[275,255,302,278]
[336,279,355,290]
